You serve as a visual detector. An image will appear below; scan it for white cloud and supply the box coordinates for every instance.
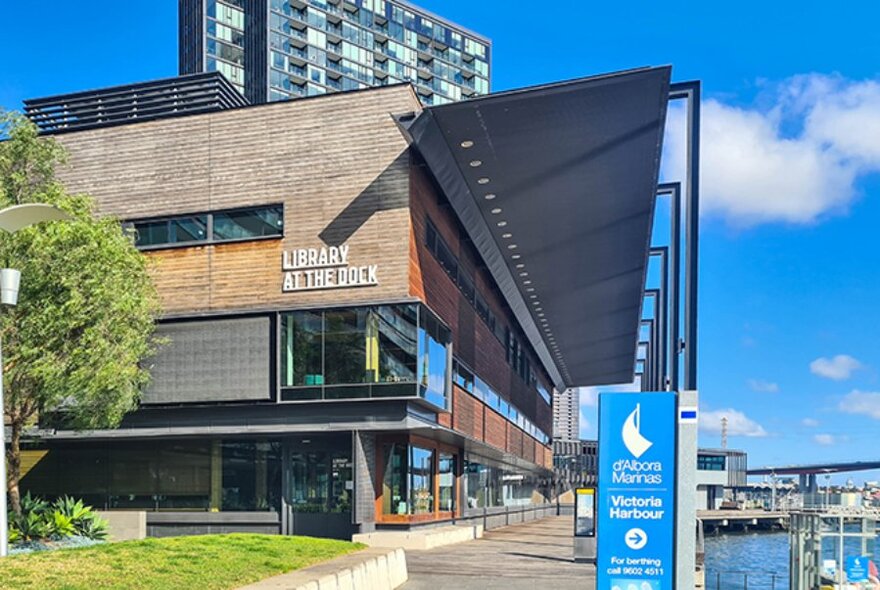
[810,354,862,380]
[578,383,639,408]
[814,433,836,446]
[747,379,780,393]
[580,387,599,408]
[663,74,880,226]
[700,408,768,438]
[802,418,820,427]
[578,408,593,439]
[577,384,640,439]
[839,390,880,419]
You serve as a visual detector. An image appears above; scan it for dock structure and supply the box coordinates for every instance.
[698,509,789,534]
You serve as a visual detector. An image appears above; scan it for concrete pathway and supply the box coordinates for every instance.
[402,516,596,589]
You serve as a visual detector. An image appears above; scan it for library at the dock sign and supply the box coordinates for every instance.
[282,245,378,292]
[597,391,676,590]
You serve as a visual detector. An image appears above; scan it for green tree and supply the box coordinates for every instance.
[0,113,161,515]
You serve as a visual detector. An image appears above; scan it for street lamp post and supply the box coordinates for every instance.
[0,268,21,558]
[0,204,71,558]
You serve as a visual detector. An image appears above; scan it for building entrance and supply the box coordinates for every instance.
[281,435,356,540]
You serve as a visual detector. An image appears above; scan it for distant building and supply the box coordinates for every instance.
[180,0,491,105]
[553,439,597,489]
[553,388,579,441]
[696,448,747,510]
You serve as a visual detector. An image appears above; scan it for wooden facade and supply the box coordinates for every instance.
[52,84,553,483]
[55,86,418,315]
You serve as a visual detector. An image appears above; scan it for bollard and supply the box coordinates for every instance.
[716,572,721,590]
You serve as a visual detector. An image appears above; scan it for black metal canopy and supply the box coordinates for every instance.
[408,67,671,389]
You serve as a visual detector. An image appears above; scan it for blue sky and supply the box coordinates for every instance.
[3,1,880,482]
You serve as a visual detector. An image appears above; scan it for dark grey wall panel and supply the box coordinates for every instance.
[144,317,272,404]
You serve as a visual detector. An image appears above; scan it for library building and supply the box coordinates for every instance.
[19,67,669,538]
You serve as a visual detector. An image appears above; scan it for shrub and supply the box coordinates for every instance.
[7,494,109,545]
[15,510,50,542]
[53,496,109,540]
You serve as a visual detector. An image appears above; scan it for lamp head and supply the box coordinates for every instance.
[0,268,21,306]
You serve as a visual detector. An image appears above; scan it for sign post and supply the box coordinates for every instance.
[597,392,677,589]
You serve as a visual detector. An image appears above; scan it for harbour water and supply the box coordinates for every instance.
[705,530,880,589]
[704,533,789,590]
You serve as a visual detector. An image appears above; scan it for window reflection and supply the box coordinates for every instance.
[382,443,446,516]
[464,459,548,510]
[288,451,352,513]
[280,305,445,404]
[21,439,282,513]
[281,311,323,394]
[382,443,408,515]
[410,446,434,514]
[438,453,455,512]
[418,311,450,409]
[212,206,283,240]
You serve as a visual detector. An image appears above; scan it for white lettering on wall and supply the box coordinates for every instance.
[281,245,378,292]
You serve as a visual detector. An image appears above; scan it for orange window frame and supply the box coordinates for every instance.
[374,434,461,524]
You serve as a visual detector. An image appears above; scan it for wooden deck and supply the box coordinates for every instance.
[403,516,595,589]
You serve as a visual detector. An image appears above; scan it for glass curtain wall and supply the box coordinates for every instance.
[418,312,451,409]
[281,304,449,408]
[20,440,282,512]
[463,458,549,510]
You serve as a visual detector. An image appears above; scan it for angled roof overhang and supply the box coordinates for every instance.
[407,67,671,390]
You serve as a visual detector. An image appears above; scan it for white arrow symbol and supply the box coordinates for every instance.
[625,527,648,550]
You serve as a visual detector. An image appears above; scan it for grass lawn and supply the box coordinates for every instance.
[0,534,365,590]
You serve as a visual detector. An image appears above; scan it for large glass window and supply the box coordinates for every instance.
[381,443,440,516]
[221,441,282,511]
[464,459,548,510]
[21,439,281,513]
[410,446,434,515]
[376,306,418,383]
[438,453,455,512]
[324,309,370,386]
[382,443,409,515]
[280,304,431,401]
[281,311,324,394]
[418,311,450,409]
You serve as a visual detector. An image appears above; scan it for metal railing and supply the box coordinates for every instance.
[709,571,786,590]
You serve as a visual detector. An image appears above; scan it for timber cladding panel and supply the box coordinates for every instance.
[452,385,482,440]
[54,86,422,315]
[484,410,507,450]
[410,161,554,438]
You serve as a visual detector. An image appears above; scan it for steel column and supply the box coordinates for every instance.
[657,183,681,391]
[668,82,700,392]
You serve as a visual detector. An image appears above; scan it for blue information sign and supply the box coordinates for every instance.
[598,392,677,589]
[846,556,870,583]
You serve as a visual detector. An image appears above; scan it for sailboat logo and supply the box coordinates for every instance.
[622,404,653,458]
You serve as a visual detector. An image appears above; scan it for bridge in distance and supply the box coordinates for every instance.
[748,460,880,492]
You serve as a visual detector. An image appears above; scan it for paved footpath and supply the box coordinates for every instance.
[402,516,596,589]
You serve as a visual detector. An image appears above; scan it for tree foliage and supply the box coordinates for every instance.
[0,112,161,513]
